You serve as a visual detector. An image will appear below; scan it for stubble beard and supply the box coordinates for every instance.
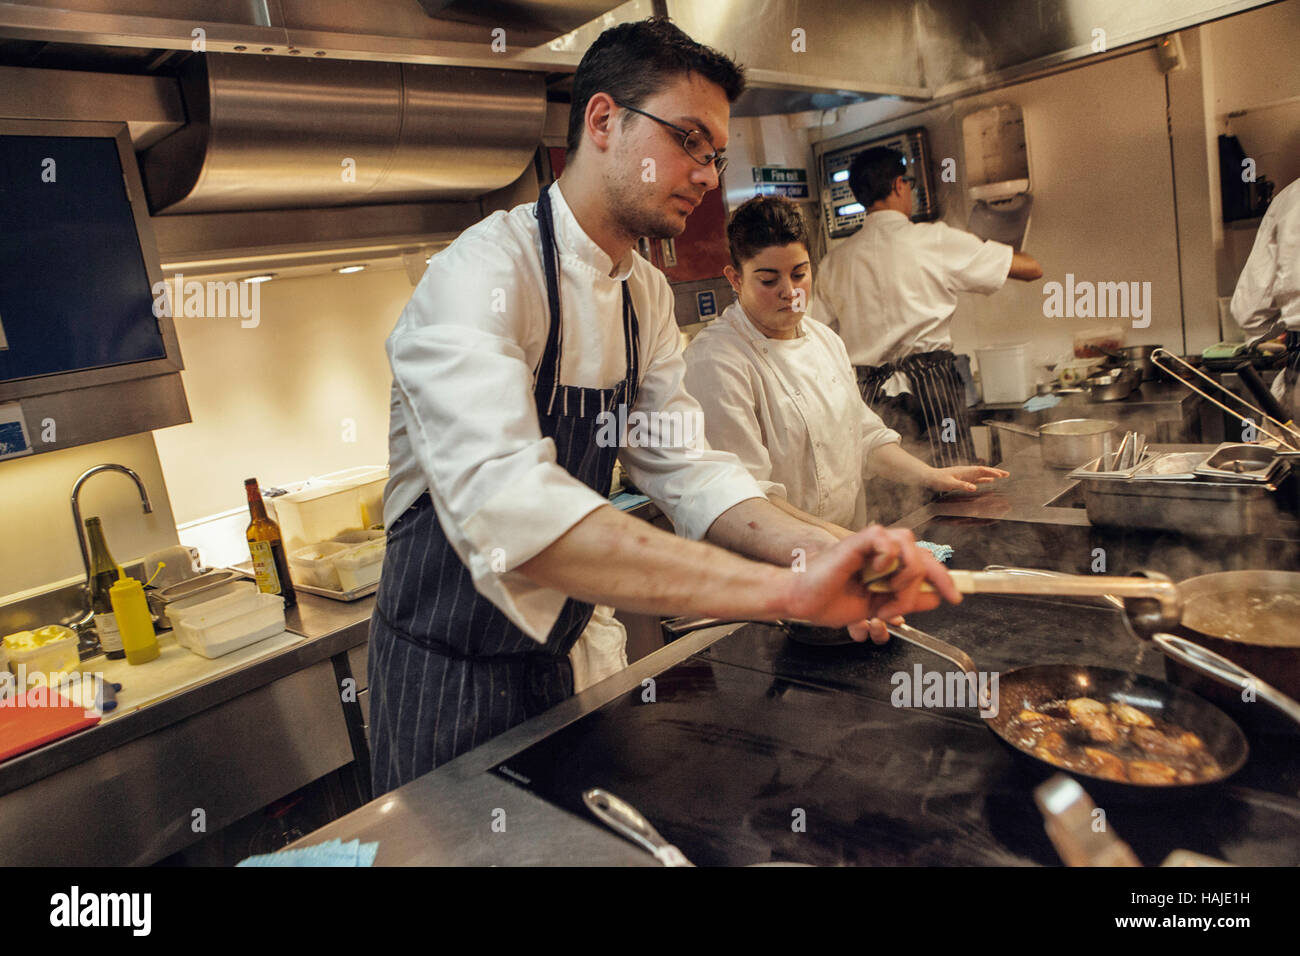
[605,166,686,243]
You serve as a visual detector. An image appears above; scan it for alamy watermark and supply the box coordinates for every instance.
[1042,274,1151,329]
[891,665,1000,718]
[152,272,262,328]
[595,403,705,459]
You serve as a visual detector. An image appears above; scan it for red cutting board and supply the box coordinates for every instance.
[0,687,100,762]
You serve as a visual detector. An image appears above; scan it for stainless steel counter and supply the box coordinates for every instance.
[980,380,1205,455]
[0,592,374,797]
[285,622,744,866]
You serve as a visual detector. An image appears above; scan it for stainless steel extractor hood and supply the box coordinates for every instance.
[140,53,547,214]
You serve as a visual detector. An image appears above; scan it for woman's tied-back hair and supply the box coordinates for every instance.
[567,17,746,156]
[727,195,810,269]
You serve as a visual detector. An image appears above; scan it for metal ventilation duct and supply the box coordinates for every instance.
[140,53,547,214]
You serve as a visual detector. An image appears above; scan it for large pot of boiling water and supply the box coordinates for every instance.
[1163,570,1300,729]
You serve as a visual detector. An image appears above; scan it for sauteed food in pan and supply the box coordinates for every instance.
[1005,697,1223,784]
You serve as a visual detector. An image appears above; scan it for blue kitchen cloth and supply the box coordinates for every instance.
[236,838,378,867]
[610,491,651,511]
[1022,393,1061,412]
[917,541,954,564]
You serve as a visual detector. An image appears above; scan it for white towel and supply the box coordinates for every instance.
[568,605,629,694]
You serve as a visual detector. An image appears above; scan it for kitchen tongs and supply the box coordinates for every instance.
[1151,347,1300,452]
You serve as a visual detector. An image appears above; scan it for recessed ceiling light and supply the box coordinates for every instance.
[335,265,366,274]
[243,273,276,283]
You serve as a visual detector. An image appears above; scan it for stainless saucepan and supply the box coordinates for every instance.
[983,418,1117,469]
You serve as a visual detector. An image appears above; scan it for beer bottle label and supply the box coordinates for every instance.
[249,540,281,595]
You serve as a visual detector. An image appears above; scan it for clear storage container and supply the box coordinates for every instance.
[289,541,351,590]
[5,625,79,678]
[335,539,386,592]
[168,585,285,659]
[976,343,1034,404]
[266,467,388,551]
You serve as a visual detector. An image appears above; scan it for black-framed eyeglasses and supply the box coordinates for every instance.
[617,101,728,175]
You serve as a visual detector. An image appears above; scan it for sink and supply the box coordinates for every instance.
[0,559,158,660]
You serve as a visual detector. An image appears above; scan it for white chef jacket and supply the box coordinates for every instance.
[1231,178,1300,409]
[683,300,903,529]
[812,209,1013,394]
[383,182,766,643]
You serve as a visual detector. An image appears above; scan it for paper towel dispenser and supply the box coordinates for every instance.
[962,104,1032,250]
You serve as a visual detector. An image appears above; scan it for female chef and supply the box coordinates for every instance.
[683,195,1007,536]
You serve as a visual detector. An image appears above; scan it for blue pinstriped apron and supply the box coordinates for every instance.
[368,186,640,796]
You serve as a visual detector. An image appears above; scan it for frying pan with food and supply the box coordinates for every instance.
[885,621,1251,801]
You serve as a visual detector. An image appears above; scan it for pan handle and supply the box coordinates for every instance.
[980,565,1124,610]
[982,419,1041,439]
[887,622,995,714]
[1152,633,1300,728]
[582,788,694,867]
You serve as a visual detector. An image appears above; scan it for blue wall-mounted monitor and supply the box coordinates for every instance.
[0,120,183,396]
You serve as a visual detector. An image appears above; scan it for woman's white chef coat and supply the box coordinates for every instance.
[683,300,903,529]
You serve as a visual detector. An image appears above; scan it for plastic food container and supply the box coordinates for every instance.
[4,625,79,677]
[289,541,351,590]
[335,539,386,592]
[168,584,285,659]
[976,343,1033,404]
[267,467,388,551]
[1072,326,1125,359]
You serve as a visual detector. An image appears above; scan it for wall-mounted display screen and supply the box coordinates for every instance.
[0,133,167,383]
[821,126,938,240]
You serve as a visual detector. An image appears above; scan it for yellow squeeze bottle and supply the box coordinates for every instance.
[109,566,160,665]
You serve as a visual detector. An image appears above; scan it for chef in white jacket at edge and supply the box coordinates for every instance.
[684,195,1007,538]
[1231,177,1300,421]
[369,18,960,797]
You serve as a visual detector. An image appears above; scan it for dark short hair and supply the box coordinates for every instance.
[726,195,810,268]
[848,146,908,207]
[567,17,746,156]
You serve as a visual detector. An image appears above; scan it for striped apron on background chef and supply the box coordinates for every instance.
[854,349,976,467]
[367,185,640,796]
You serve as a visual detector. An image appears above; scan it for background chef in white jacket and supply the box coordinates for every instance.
[684,196,1007,535]
[1231,176,1300,420]
[813,146,1043,468]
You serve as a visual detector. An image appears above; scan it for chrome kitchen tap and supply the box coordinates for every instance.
[69,464,153,631]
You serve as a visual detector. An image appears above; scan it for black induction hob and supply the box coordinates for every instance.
[493,627,1300,867]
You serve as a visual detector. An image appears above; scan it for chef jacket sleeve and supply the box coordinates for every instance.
[386,234,614,643]
[934,223,1015,295]
[619,285,769,538]
[680,337,788,503]
[1231,203,1283,335]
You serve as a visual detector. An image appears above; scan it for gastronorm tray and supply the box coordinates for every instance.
[1194,443,1284,483]
[1077,464,1294,536]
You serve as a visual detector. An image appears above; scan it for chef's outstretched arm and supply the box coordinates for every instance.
[867,441,1008,492]
[1009,251,1043,281]
[516,501,958,639]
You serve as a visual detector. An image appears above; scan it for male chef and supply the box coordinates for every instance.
[369,18,959,795]
[813,146,1043,466]
[1232,176,1300,421]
